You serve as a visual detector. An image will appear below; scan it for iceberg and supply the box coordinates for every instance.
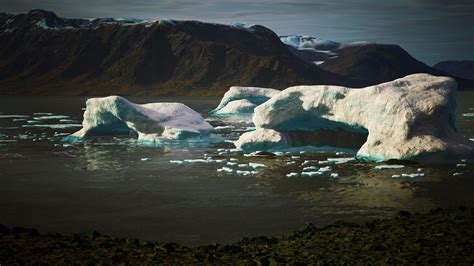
[213,86,280,115]
[70,96,213,142]
[234,74,474,162]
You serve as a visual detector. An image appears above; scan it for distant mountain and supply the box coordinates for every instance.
[0,10,347,96]
[0,10,472,96]
[282,35,474,90]
[433,60,474,81]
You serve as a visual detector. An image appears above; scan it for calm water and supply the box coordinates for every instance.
[0,94,473,246]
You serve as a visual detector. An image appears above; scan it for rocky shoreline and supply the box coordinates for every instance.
[1,207,473,264]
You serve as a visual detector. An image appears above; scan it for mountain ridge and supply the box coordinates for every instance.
[0,10,472,96]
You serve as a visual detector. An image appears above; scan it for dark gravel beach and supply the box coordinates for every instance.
[1,207,473,264]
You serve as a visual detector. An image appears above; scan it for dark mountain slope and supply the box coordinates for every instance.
[0,10,345,96]
[319,44,474,90]
[434,60,474,81]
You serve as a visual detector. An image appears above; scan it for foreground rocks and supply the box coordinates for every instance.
[1,207,473,264]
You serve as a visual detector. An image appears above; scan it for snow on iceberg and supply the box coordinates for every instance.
[234,74,474,163]
[69,96,213,142]
[213,86,280,115]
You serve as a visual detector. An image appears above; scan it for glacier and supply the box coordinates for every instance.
[213,86,280,115]
[234,74,474,163]
[69,96,213,143]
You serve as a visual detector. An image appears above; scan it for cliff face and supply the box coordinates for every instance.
[0,10,343,96]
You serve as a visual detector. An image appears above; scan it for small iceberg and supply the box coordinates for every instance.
[213,86,280,115]
[374,165,405,170]
[68,96,213,143]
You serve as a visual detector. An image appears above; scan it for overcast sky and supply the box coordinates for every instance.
[1,0,473,65]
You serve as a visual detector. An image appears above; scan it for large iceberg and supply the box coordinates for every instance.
[235,74,474,162]
[213,86,280,115]
[70,96,213,142]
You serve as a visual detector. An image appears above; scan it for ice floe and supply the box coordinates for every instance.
[374,165,405,170]
[22,124,82,129]
[235,74,474,162]
[0,115,29,119]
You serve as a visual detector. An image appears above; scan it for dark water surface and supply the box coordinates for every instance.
[0,94,473,245]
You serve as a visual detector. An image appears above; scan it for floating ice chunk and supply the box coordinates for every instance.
[214,126,235,131]
[141,158,151,161]
[301,171,323,177]
[453,172,464,176]
[291,156,300,160]
[246,127,256,131]
[226,162,238,166]
[0,115,29,119]
[374,165,405,170]
[234,74,474,162]
[236,170,257,176]
[13,118,27,121]
[184,159,208,163]
[249,162,265,168]
[224,140,235,143]
[286,172,299,178]
[213,86,280,115]
[402,173,424,178]
[330,173,339,178]
[460,159,467,162]
[238,163,249,167]
[392,174,401,178]
[303,166,318,171]
[319,166,332,172]
[462,113,474,117]
[70,96,213,142]
[170,160,184,164]
[417,168,424,172]
[33,115,70,120]
[456,163,467,167]
[62,144,73,148]
[335,152,346,156]
[327,157,355,164]
[274,152,285,156]
[34,112,55,115]
[302,160,318,166]
[23,124,82,129]
[230,158,239,162]
[287,161,297,165]
[217,167,234,173]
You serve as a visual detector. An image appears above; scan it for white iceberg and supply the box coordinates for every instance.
[213,86,280,115]
[235,74,474,162]
[70,96,213,142]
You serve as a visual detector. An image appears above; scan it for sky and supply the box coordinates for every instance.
[0,0,473,65]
